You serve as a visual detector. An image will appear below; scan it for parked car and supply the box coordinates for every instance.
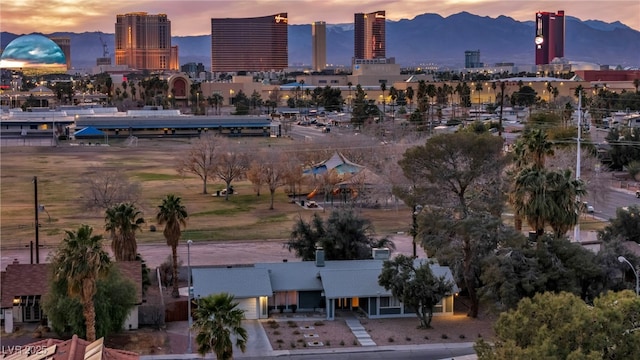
[307,201,318,208]
[582,201,594,213]
[636,190,640,198]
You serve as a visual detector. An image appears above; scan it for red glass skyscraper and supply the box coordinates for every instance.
[534,10,565,65]
[211,13,288,72]
[354,11,386,61]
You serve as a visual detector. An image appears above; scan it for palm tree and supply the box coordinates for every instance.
[50,224,110,341]
[389,86,398,120]
[380,82,387,117]
[193,293,248,360]
[547,169,586,238]
[406,86,414,113]
[156,194,188,298]
[347,81,353,112]
[105,203,145,261]
[522,128,555,170]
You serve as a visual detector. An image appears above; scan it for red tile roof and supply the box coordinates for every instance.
[1,335,139,360]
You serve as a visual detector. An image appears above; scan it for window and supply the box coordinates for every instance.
[379,296,400,308]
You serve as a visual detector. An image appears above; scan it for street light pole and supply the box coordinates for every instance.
[411,205,423,258]
[618,256,639,296]
[187,239,193,353]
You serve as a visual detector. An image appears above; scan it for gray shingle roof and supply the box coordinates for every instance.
[192,267,273,298]
[193,259,458,300]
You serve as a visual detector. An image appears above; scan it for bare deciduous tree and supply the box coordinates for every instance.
[547,146,611,206]
[176,134,219,194]
[281,153,304,201]
[81,166,141,211]
[246,160,266,196]
[261,150,288,210]
[214,139,249,200]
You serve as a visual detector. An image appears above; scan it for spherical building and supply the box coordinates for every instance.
[0,34,67,74]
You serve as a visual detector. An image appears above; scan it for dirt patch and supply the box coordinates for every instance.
[261,310,496,350]
[262,318,358,350]
[104,328,170,355]
[361,314,496,345]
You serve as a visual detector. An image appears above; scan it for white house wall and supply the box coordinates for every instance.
[124,306,139,330]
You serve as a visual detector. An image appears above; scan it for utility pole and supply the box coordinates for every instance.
[33,176,40,263]
[573,91,582,243]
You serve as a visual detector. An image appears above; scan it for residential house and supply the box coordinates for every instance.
[1,260,142,334]
[191,250,458,321]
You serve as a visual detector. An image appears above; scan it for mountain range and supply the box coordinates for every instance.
[2,12,639,70]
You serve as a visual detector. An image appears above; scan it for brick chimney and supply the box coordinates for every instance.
[315,247,325,267]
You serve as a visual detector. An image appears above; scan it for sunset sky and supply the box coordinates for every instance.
[2,0,639,36]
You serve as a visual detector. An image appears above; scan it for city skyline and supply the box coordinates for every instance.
[1,0,639,36]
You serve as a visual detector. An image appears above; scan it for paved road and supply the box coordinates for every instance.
[0,235,426,270]
[588,187,640,221]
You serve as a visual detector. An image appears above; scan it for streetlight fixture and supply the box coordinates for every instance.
[618,256,639,296]
[38,204,51,222]
[411,205,424,258]
[187,239,193,353]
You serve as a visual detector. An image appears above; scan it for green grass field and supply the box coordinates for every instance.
[0,139,606,250]
[0,140,414,249]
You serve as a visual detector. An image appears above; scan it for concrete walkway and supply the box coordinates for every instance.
[343,314,376,346]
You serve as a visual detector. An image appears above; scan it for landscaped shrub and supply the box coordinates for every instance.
[267,320,279,329]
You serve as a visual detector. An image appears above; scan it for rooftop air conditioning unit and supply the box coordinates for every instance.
[372,248,390,260]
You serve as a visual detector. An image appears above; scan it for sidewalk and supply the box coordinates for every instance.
[142,320,477,360]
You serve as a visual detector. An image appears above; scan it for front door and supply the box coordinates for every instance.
[335,297,351,309]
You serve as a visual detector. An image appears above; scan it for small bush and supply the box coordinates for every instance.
[405,337,412,341]
[287,320,297,328]
[290,342,296,348]
[325,340,331,346]
[353,340,358,346]
[477,333,483,338]
[441,334,448,339]
[268,321,279,329]
[388,337,395,343]
[292,330,301,335]
[459,334,466,339]
[424,335,429,340]
[340,340,345,346]
[273,330,280,335]
[297,338,304,343]
[276,339,284,344]
[313,321,325,326]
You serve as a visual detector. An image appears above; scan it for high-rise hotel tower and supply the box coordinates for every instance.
[312,21,327,71]
[354,11,386,61]
[115,12,179,71]
[211,13,288,72]
[534,10,565,65]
